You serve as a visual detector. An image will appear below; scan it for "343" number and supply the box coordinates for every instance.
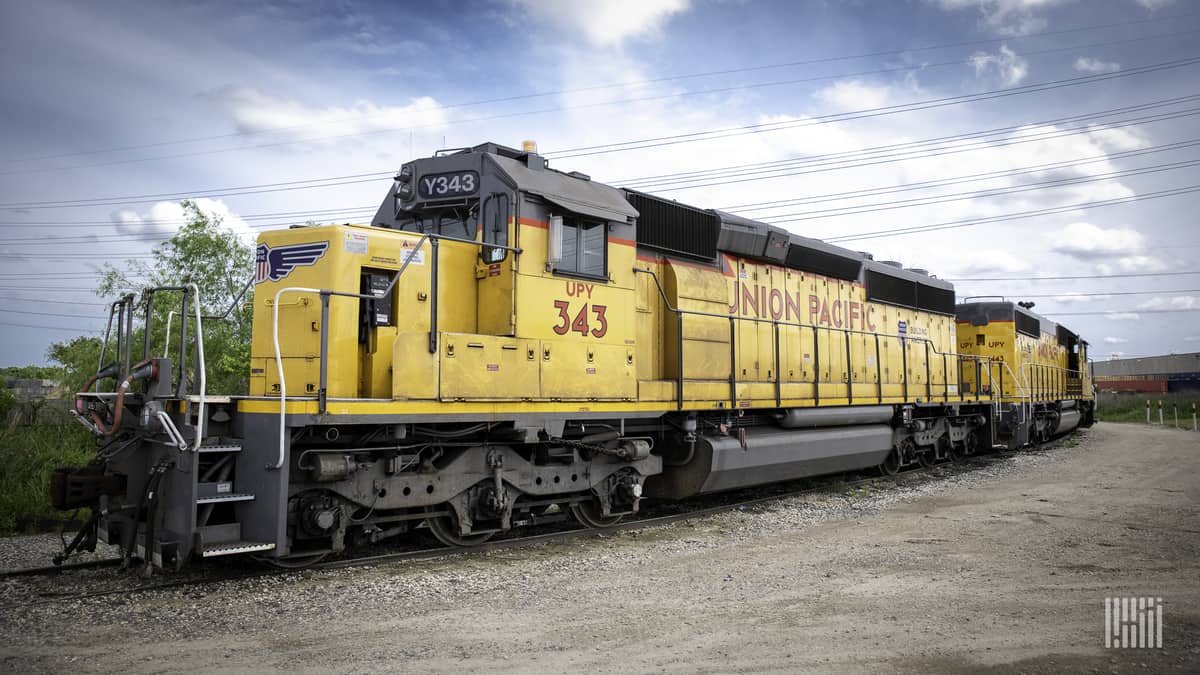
[552,301,607,338]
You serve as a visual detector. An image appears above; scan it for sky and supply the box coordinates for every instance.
[0,0,1198,367]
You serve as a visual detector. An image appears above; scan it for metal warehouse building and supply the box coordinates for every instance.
[1093,352,1200,393]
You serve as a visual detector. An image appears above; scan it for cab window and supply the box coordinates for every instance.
[555,216,606,279]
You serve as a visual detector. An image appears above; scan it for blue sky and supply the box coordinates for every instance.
[1,0,1198,367]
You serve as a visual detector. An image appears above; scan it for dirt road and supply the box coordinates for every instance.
[3,423,1198,673]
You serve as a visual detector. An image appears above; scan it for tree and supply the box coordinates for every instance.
[49,201,255,395]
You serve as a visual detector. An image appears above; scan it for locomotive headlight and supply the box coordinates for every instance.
[397,181,413,198]
[397,163,414,182]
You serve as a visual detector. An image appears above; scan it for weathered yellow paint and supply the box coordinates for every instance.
[955,318,1093,403]
[245,220,988,420]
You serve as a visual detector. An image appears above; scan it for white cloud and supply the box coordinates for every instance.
[512,0,690,47]
[1105,312,1141,321]
[213,87,448,143]
[1185,336,1200,342]
[1094,255,1170,274]
[1049,222,1144,260]
[1135,0,1175,9]
[1074,57,1120,74]
[933,0,1066,36]
[815,80,897,110]
[111,199,253,240]
[1054,292,1109,303]
[1139,296,1200,310]
[1085,124,1146,152]
[970,45,1028,85]
[1103,336,1129,344]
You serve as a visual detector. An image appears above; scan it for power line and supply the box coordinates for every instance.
[621,96,1200,190]
[728,138,1200,215]
[0,205,376,228]
[758,157,1200,224]
[5,309,112,320]
[826,184,1200,242]
[4,86,1197,224]
[950,271,1200,281]
[5,93,1194,218]
[983,289,1200,299]
[10,25,1197,178]
[0,296,108,306]
[2,98,1195,247]
[0,321,101,333]
[547,55,1200,159]
[1045,309,1200,316]
[12,13,1190,166]
[629,106,1200,194]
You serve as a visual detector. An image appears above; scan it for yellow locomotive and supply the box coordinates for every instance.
[956,299,1095,446]
[58,142,1093,568]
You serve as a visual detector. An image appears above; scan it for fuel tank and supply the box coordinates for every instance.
[1053,409,1081,436]
[645,425,893,500]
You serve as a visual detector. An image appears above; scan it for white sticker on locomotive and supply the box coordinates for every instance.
[400,247,425,266]
[344,231,369,254]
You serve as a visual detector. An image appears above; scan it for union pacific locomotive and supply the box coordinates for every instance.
[55,142,1095,569]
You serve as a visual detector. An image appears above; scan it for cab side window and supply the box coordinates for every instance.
[555,216,606,279]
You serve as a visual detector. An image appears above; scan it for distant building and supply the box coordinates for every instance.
[2,378,59,401]
[1093,352,1200,393]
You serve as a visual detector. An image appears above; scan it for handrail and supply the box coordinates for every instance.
[634,267,993,406]
[1020,361,1084,405]
[268,232,522,470]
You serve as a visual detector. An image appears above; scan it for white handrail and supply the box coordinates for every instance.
[270,286,321,470]
[157,410,187,449]
[188,283,206,452]
[162,311,177,358]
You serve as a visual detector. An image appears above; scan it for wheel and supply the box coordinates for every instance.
[917,449,936,468]
[960,429,978,459]
[879,447,901,476]
[570,497,624,528]
[425,506,495,547]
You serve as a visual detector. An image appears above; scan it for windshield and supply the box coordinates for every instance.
[395,204,477,239]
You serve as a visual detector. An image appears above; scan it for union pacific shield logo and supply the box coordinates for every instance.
[255,241,329,283]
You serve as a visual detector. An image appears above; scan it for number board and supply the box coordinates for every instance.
[417,171,479,199]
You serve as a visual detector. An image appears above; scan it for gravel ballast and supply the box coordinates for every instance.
[2,423,1197,673]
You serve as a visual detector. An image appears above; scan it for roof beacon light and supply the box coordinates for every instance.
[522,139,538,154]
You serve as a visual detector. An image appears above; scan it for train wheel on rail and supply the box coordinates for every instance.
[424,506,495,547]
[954,429,977,463]
[879,446,902,476]
[570,497,624,528]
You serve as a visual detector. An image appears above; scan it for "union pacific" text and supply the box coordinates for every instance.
[728,281,878,331]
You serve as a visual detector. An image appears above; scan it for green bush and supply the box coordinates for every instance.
[1095,391,1200,425]
[0,388,15,421]
[0,422,94,535]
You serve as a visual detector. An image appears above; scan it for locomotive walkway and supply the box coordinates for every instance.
[1,423,1197,673]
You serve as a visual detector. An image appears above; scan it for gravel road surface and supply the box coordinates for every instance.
[2,422,1197,673]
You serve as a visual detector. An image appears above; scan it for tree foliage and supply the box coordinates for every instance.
[49,201,255,395]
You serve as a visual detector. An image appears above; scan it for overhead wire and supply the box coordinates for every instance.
[547,55,1200,159]
[825,184,1200,242]
[10,12,1191,166]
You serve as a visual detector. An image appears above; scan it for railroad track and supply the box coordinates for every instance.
[0,445,1056,611]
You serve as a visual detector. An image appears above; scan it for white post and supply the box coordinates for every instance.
[1146,400,1151,424]
[1158,400,1164,425]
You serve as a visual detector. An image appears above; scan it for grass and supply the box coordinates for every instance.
[0,421,95,535]
[1095,391,1200,427]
